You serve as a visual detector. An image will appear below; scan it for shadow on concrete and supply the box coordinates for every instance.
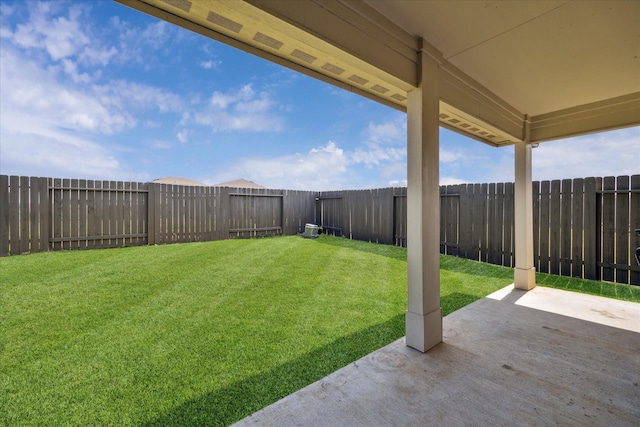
[141,314,405,427]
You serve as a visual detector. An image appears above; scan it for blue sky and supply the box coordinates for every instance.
[1,1,638,190]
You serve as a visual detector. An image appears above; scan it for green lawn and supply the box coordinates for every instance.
[1,235,637,426]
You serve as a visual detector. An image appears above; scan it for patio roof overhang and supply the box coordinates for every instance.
[116,0,639,147]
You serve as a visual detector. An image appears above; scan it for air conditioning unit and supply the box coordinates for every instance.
[302,223,319,238]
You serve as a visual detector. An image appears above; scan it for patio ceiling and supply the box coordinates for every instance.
[116,0,640,147]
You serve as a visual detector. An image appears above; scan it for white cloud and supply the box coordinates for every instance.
[176,129,190,144]
[366,119,405,144]
[205,142,349,190]
[350,145,405,166]
[199,60,219,70]
[9,3,87,59]
[533,128,640,181]
[191,84,284,132]
[440,147,465,163]
[0,46,136,135]
[351,118,406,167]
[0,3,15,18]
[0,3,186,181]
[0,123,145,181]
[150,140,173,150]
[440,176,467,186]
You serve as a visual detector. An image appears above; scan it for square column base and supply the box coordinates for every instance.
[514,267,536,290]
[406,308,442,352]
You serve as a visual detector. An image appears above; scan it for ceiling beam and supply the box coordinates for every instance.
[529,92,640,143]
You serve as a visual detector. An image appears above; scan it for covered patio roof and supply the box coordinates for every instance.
[117,0,639,146]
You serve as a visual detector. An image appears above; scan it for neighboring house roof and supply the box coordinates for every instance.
[213,179,266,189]
[152,177,206,186]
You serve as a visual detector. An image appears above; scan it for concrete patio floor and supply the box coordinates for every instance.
[234,285,640,427]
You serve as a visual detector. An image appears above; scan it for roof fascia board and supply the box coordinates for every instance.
[439,69,525,143]
[115,0,406,112]
[530,92,640,142]
[245,0,418,86]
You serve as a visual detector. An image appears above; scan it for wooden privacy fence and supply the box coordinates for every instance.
[2,174,639,285]
[0,176,316,256]
[146,184,316,244]
[315,175,640,285]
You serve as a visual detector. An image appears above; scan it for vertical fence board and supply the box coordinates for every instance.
[29,177,39,253]
[19,176,30,254]
[458,184,469,258]
[539,181,550,273]
[0,176,8,256]
[532,181,540,271]
[184,185,191,242]
[122,182,130,247]
[148,183,157,245]
[393,188,407,247]
[197,185,204,240]
[129,182,137,246]
[176,184,183,242]
[571,178,584,278]
[116,181,124,247]
[97,181,106,248]
[601,177,616,282]
[487,183,497,264]
[70,179,79,251]
[86,180,96,249]
[220,187,231,239]
[630,175,640,285]
[162,184,171,244]
[78,179,87,250]
[479,184,488,262]
[167,185,174,242]
[504,182,514,267]
[61,179,70,250]
[104,180,113,247]
[440,186,447,254]
[560,179,572,277]
[470,184,481,261]
[9,176,20,255]
[494,183,504,265]
[615,176,630,284]
[583,177,600,280]
[211,186,219,241]
[549,180,561,275]
[189,185,196,241]
[41,178,50,253]
[171,185,178,243]
[184,185,191,241]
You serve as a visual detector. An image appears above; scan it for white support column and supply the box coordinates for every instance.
[405,49,442,353]
[514,118,536,290]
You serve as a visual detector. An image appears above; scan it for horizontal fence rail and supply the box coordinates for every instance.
[1,174,638,285]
